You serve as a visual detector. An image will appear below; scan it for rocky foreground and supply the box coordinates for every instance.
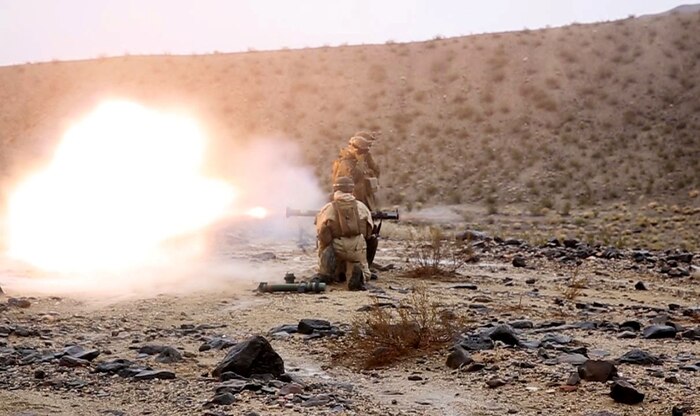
[0,232,698,416]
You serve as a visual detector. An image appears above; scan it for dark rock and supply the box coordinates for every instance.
[297,319,331,335]
[566,371,581,385]
[540,333,572,345]
[7,297,31,308]
[634,281,647,290]
[504,238,523,246]
[509,320,534,329]
[137,345,169,355]
[525,278,537,285]
[95,359,134,374]
[512,256,527,268]
[618,331,637,339]
[585,412,618,416]
[486,378,506,388]
[64,346,101,361]
[682,328,700,340]
[665,375,681,384]
[619,320,642,332]
[34,369,46,379]
[220,371,247,381]
[610,380,644,405]
[59,355,90,367]
[279,382,304,395]
[207,392,237,406]
[451,284,478,290]
[407,375,422,381]
[446,346,473,369]
[563,239,579,248]
[464,362,486,372]
[618,349,662,365]
[133,369,176,380]
[672,405,690,416]
[484,325,520,346]
[578,360,618,382]
[199,337,237,352]
[302,394,331,407]
[680,365,700,372]
[155,347,182,364]
[459,334,494,351]
[456,230,489,241]
[211,335,284,379]
[558,353,588,366]
[642,325,677,339]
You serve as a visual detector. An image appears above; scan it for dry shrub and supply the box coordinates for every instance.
[403,226,475,278]
[331,286,467,369]
[560,264,586,300]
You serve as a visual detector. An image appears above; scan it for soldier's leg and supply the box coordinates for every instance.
[340,235,368,291]
[316,245,336,284]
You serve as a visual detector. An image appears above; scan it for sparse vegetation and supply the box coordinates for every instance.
[331,286,468,369]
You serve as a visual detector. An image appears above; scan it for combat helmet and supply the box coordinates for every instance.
[333,176,355,193]
[348,136,370,151]
[354,130,377,142]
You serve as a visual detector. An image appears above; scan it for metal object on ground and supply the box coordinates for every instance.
[257,282,326,293]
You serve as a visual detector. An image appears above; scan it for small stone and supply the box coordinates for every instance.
[486,378,506,388]
[665,375,681,384]
[133,370,176,380]
[642,325,677,339]
[512,256,527,268]
[155,347,182,364]
[59,355,90,367]
[619,349,662,365]
[484,325,520,346]
[208,392,236,406]
[578,360,617,382]
[566,371,581,386]
[510,320,534,329]
[278,383,304,395]
[302,394,331,407]
[34,369,46,379]
[7,297,31,308]
[634,281,647,290]
[558,353,588,366]
[525,278,537,285]
[297,319,331,335]
[446,346,473,369]
[408,375,423,381]
[559,385,578,392]
[618,331,637,339]
[610,380,644,404]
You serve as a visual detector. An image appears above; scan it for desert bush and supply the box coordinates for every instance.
[404,226,474,278]
[330,286,468,369]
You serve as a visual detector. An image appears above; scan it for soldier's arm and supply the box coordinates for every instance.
[366,153,380,178]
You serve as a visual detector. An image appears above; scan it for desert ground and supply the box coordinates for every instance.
[1,217,699,416]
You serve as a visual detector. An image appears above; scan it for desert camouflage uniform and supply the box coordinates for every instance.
[331,144,378,211]
[315,191,373,288]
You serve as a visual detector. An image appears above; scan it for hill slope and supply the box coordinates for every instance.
[0,11,699,247]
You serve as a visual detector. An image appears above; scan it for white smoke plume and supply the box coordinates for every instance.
[0,100,326,299]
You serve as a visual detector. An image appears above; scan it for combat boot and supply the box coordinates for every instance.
[347,264,366,291]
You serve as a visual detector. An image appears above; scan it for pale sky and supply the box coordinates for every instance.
[0,0,690,66]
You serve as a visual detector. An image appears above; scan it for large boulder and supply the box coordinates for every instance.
[212,335,284,379]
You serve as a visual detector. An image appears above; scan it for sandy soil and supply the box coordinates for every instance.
[1,227,698,416]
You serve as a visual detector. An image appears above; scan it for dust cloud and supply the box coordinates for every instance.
[0,100,326,299]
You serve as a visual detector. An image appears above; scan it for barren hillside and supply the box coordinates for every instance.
[0,10,699,248]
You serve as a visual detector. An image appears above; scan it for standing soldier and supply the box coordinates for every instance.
[331,135,379,211]
[314,177,373,291]
[354,130,381,180]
